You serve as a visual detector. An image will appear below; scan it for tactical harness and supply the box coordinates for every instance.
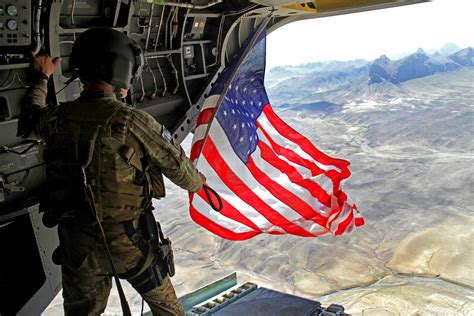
[42,97,175,306]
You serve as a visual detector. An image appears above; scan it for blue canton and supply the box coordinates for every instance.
[215,35,269,163]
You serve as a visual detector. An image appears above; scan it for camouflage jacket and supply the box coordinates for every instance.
[20,77,203,223]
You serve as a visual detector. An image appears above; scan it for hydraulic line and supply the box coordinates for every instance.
[153,6,166,51]
[145,3,155,50]
[138,76,146,102]
[167,55,179,94]
[147,65,158,99]
[155,58,167,96]
[162,0,222,9]
[32,0,44,55]
[164,6,175,49]
[170,7,179,50]
[70,0,76,25]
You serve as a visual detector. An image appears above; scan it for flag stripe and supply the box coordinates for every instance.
[190,139,204,162]
[198,157,287,234]
[258,107,344,173]
[257,109,344,194]
[206,121,338,236]
[257,125,322,178]
[196,108,215,127]
[201,135,316,237]
[246,155,328,225]
[257,127,342,199]
[258,114,343,177]
[190,204,260,240]
[256,141,332,215]
[192,194,256,233]
[262,106,351,173]
[196,187,262,232]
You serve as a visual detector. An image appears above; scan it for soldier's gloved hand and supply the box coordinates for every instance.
[31,53,61,78]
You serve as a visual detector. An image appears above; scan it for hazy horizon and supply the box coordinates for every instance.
[266,0,474,69]
[266,41,470,71]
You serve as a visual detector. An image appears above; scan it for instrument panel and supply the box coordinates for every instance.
[0,0,32,46]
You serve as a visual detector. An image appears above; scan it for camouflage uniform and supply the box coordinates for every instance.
[21,77,203,316]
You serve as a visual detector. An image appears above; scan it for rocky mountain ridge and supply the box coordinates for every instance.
[369,47,473,84]
[265,44,473,107]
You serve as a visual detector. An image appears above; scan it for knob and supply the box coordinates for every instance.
[7,19,18,30]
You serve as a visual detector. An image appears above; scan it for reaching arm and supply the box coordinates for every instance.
[128,109,204,193]
[17,54,61,138]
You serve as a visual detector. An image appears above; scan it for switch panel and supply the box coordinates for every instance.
[0,1,32,46]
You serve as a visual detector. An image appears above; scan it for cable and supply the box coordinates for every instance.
[145,3,155,50]
[153,6,166,51]
[146,65,158,99]
[32,0,44,55]
[155,58,167,96]
[167,55,179,94]
[162,0,222,9]
[70,0,76,25]
[0,140,40,155]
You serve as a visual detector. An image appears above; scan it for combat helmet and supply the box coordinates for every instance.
[69,27,144,89]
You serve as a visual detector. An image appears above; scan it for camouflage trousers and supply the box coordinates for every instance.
[59,221,184,316]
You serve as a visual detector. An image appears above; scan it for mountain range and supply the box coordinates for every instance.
[265,44,473,107]
[369,47,473,84]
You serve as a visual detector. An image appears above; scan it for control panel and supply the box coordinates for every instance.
[0,1,32,46]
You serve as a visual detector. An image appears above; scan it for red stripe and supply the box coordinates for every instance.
[258,111,347,195]
[258,118,348,195]
[257,123,324,177]
[196,108,215,126]
[246,156,328,225]
[190,139,204,162]
[263,105,352,180]
[190,204,259,240]
[334,211,354,236]
[257,141,332,209]
[195,189,262,233]
[353,204,365,227]
[203,138,315,237]
[355,217,365,226]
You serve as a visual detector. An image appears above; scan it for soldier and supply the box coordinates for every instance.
[18,27,204,316]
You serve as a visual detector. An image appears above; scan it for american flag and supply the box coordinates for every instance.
[189,31,364,240]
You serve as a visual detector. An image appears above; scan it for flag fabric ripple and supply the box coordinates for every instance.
[189,32,364,240]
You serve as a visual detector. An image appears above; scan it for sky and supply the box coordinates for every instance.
[266,0,474,69]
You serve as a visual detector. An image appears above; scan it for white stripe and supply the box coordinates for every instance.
[258,112,342,173]
[192,194,255,233]
[200,121,328,236]
[192,124,209,144]
[202,95,220,111]
[257,129,313,177]
[190,94,219,147]
[198,157,286,234]
[329,201,353,233]
[251,146,332,217]
[257,129,335,195]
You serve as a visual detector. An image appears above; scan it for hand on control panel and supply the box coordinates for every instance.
[31,53,61,78]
